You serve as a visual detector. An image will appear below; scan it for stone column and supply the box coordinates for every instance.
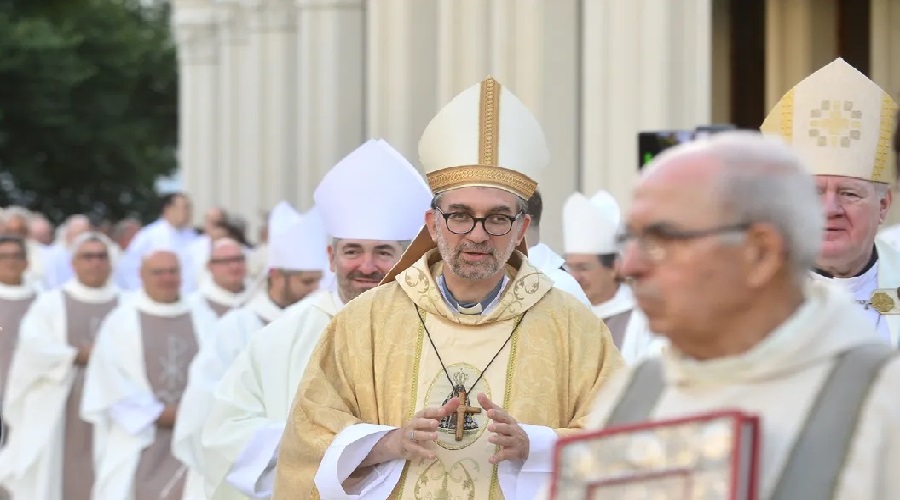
[234,1,265,229]
[764,0,837,110]
[294,0,366,211]
[172,0,219,223]
[364,0,439,162]
[253,0,298,211]
[580,0,712,214]
[214,0,244,212]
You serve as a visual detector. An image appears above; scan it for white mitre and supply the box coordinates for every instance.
[313,139,431,241]
[266,202,328,273]
[589,190,622,230]
[382,77,550,284]
[761,57,898,183]
[562,192,619,255]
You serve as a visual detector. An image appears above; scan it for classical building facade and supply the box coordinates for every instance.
[172,0,900,248]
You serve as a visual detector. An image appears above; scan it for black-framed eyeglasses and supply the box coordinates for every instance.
[615,222,752,262]
[433,206,523,237]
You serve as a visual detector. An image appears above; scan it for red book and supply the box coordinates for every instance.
[550,410,760,500]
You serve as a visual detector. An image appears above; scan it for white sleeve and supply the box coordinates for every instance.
[224,421,285,498]
[109,393,164,435]
[313,423,406,499]
[497,424,558,500]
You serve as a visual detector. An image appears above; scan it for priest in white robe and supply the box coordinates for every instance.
[42,214,93,290]
[522,190,591,306]
[562,191,660,362]
[0,236,40,428]
[1,208,47,290]
[760,58,900,346]
[554,132,900,500]
[81,247,216,500]
[173,202,327,500]
[200,139,432,499]
[116,192,198,294]
[186,207,226,287]
[0,232,121,500]
[273,78,623,499]
[185,238,251,320]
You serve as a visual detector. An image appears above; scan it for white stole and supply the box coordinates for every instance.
[80,292,209,500]
[173,292,283,500]
[0,280,118,500]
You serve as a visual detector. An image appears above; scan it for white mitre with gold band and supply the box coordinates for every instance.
[381,76,551,284]
[760,57,898,183]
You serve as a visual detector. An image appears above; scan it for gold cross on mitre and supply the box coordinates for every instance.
[760,58,898,184]
[455,390,482,441]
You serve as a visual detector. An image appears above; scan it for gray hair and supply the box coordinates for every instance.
[703,132,823,282]
[2,206,31,224]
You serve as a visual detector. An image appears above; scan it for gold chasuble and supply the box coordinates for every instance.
[274,250,622,499]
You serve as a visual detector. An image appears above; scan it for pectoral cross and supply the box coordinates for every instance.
[455,390,482,441]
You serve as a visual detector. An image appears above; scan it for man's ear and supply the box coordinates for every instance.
[425,209,438,242]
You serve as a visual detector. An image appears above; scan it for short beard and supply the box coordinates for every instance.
[435,228,518,280]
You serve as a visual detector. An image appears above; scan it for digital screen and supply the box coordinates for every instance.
[638,125,737,170]
[638,131,694,170]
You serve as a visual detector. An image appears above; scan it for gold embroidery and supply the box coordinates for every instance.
[426,164,537,200]
[870,292,895,314]
[395,320,428,496]
[873,92,899,182]
[781,88,794,140]
[808,100,862,148]
[479,77,500,166]
[488,316,522,499]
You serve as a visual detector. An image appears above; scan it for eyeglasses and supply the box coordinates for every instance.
[616,222,752,262]
[148,267,179,277]
[209,256,245,265]
[77,252,109,261]
[433,206,523,237]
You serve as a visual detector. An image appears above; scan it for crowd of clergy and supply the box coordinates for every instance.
[0,56,895,500]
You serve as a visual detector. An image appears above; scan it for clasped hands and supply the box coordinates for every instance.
[386,393,529,465]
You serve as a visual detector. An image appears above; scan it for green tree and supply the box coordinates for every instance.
[0,0,177,224]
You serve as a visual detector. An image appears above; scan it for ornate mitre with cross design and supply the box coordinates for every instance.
[760,57,898,183]
[380,77,551,285]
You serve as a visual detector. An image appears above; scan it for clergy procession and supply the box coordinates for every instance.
[0,18,900,500]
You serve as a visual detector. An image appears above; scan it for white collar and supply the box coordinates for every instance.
[591,284,634,318]
[246,291,284,323]
[200,279,249,308]
[527,242,565,271]
[0,281,37,300]
[134,290,190,317]
[811,261,879,295]
[63,280,120,303]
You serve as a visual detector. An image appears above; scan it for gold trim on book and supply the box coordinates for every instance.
[426,165,537,200]
[479,77,501,166]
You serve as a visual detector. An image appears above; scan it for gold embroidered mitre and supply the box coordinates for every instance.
[419,77,549,199]
[760,58,898,183]
[379,77,550,285]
